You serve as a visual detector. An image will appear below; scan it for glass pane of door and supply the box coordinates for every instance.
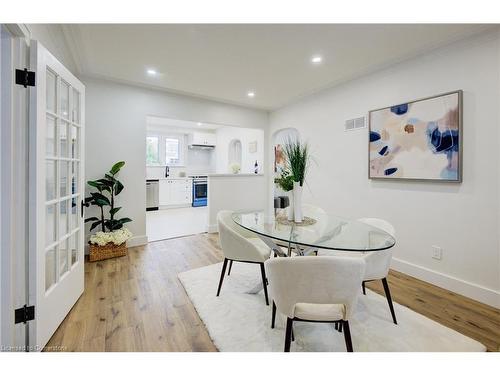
[45,248,56,290]
[46,116,56,156]
[59,121,68,158]
[45,204,56,247]
[59,240,69,277]
[59,161,69,197]
[60,80,70,120]
[59,199,69,239]
[46,160,56,201]
[70,125,78,159]
[69,233,78,265]
[46,69,56,113]
[72,88,80,124]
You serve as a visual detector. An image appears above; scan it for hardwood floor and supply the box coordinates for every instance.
[45,233,500,352]
[367,270,500,352]
[45,234,223,352]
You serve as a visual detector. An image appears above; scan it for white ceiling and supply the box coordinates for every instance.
[62,24,493,110]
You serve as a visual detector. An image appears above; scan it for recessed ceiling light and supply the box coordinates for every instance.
[247,91,255,98]
[197,122,202,126]
[147,69,157,75]
[311,56,323,64]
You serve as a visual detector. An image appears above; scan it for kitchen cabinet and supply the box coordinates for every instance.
[188,132,216,147]
[159,179,192,207]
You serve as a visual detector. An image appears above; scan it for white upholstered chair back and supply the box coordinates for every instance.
[265,256,365,320]
[217,210,267,263]
[302,203,327,218]
[358,217,396,280]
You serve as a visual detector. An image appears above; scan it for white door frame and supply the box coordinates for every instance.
[0,23,31,351]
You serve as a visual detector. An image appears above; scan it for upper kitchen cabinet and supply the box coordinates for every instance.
[188,132,217,148]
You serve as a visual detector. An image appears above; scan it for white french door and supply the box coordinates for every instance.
[28,40,85,350]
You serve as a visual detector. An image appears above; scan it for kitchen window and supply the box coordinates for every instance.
[165,137,181,165]
[146,136,160,165]
[146,132,185,166]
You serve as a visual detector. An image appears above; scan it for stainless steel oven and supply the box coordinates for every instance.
[191,176,207,207]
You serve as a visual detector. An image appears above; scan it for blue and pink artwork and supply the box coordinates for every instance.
[368,91,462,182]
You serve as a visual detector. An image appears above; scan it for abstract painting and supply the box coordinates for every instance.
[368,90,462,182]
[274,144,285,173]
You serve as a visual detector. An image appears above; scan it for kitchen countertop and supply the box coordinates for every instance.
[146,177,193,181]
[147,174,264,180]
[208,173,264,177]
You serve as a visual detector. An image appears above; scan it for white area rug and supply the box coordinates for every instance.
[178,262,486,352]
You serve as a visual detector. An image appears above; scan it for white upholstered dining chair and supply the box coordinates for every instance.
[265,256,366,352]
[217,210,272,305]
[357,217,397,324]
[302,203,327,218]
[318,217,397,325]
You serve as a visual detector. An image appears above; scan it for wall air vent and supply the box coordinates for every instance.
[345,116,366,131]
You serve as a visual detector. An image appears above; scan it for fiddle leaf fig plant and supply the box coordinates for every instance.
[85,161,132,233]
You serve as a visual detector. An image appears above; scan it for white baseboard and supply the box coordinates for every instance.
[207,224,218,233]
[127,235,148,248]
[391,257,500,309]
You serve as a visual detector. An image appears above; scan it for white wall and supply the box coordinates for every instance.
[207,175,267,233]
[84,77,268,245]
[269,31,500,307]
[215,126,265,174]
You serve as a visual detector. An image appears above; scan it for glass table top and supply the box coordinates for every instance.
[232,211,395,252]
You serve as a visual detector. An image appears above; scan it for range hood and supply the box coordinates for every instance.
[188,132,216,148]
[188,144,216,149]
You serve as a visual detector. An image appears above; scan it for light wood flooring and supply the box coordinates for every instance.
[44,233,500,352]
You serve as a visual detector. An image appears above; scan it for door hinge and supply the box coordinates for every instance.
[14,304,35,324]
[15,68,36,88]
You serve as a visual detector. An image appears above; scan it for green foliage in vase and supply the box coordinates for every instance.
[283,138,310,186]
[84,161,132,232]
[274,169,294,192]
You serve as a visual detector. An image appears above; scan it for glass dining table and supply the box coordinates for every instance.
[232,210,395,257]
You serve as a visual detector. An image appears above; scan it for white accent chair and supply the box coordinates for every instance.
[265,256,366,352]
[217,210,272,305]
[357,217,397,324]
[302,203,327,218]
[319,217,397,325]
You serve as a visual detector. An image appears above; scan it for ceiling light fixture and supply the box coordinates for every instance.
[197,122,202,126]
[147,69,157,75]
[311,56,323,64]
[247,91,255,98]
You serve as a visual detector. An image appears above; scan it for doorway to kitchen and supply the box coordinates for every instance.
[145,115,264,242]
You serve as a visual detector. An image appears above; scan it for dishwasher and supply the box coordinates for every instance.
[146,179,159,211]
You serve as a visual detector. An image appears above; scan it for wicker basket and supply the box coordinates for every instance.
[89,242,127,262]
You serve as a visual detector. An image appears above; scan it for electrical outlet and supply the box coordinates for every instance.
[432,245,442,260]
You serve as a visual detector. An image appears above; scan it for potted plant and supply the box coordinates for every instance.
[85,161,133,261]
[274,169,294,220]
[230,162,241,174]
[283,138,310,223]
